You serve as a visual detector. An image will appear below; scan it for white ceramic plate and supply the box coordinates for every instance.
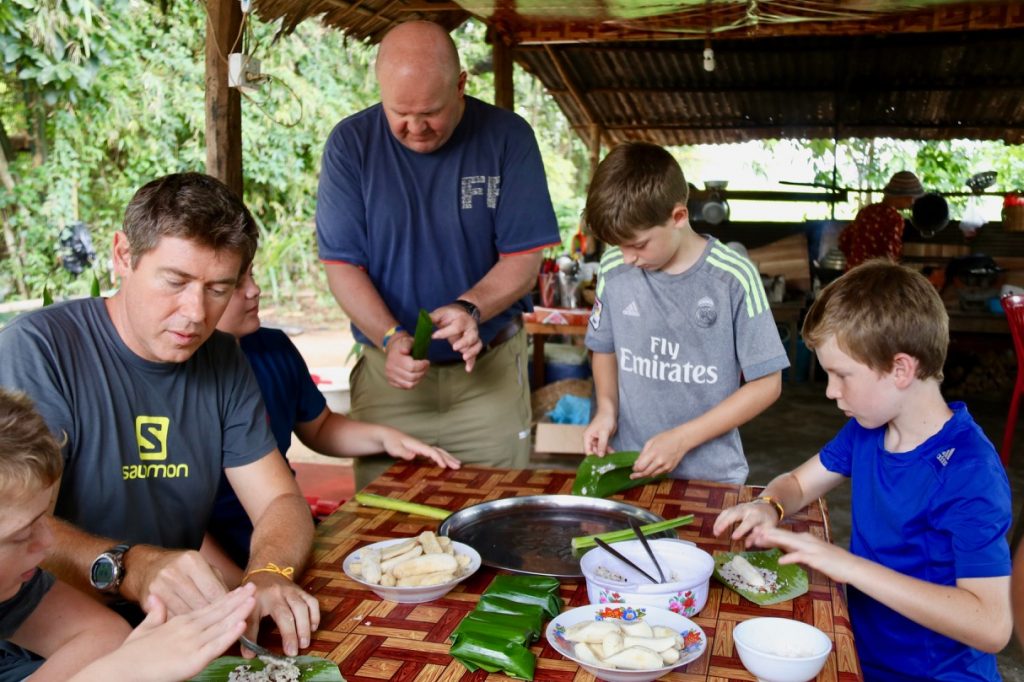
[545,602,707,682]
[342,537,481,603]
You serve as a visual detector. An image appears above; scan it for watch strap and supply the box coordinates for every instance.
[453,299,481,324]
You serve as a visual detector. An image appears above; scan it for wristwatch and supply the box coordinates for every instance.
[90,543,131,594]
[453,299,481,324]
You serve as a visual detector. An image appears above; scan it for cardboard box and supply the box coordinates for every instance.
[534,422,587,454]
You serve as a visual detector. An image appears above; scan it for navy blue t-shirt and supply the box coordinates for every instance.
[819,402,1010,681]
[316,96,561,362]
[208,327,326,565]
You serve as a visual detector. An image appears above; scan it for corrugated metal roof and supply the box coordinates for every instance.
[249,0,1024,143]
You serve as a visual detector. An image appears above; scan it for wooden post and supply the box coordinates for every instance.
[492,30,514,111]
[205,0,243,198]
[588,123,602,177]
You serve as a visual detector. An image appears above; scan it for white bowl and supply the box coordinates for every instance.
[733,617,832,682]
[545,602,706,682]
[342,537,481,603]
[579,539,715,617]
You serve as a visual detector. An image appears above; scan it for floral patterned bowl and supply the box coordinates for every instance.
[579,539,714,617]
[545,602,706,682]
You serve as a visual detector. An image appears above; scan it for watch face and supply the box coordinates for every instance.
[90,557,115,589]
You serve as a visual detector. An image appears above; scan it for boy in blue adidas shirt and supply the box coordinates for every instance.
[714,261,1011,681]
[583,142,787,483]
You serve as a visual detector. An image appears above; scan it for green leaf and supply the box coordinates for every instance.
[187,656,344,681]
[571,451,664,498]
[713,548,808,606]
[42,285,53,306]
[411,308,433,360]
[90,271,100,297]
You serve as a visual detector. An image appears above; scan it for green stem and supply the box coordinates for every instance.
[354,492,450,520]
[571,515,695,551]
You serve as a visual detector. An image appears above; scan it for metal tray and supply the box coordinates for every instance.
[438,494,667,578]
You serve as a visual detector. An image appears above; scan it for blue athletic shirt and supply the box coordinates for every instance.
[316,96,561,362]
[818,402,1010,682]
[208,327,326,565]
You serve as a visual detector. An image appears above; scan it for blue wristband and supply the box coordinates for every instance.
[381,325,406,350]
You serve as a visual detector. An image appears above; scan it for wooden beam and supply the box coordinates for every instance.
[492,29,514,110]
[205,0,243,198]
[543,44,598,131]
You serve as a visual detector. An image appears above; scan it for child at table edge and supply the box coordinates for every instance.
[713,260,1011,681]
[0,387,258,682]
[582,141,787,484]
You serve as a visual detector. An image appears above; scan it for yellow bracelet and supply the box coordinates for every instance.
[753,496,785,522]
[243,563,295,583]
[381,325,406,351]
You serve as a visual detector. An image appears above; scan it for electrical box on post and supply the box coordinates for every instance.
[228,53,260,93]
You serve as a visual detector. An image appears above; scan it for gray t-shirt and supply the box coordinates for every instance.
[0,298,276,550]
[585,237,789,483]
[0,569,54,639]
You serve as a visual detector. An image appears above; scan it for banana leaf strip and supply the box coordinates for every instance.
[571,451,665,497]
[450,611,537,646]
[450,634,535,681]
[411,309,433,360]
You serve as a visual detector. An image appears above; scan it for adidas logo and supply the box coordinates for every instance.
[623,301,640,317]
[936,448,955,466]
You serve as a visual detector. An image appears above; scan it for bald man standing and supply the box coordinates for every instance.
[316,21,561,489]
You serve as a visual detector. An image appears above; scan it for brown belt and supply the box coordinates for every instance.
[432,315,523,366]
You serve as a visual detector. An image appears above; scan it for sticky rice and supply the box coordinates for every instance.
[227,655,301,682]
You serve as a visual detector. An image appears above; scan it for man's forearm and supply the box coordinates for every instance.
[42,517,120,594]
[245,493,314,578]
[459,252,543,322]
[323,262,397,347]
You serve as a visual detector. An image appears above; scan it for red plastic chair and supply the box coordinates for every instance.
[1001,294,1024,467]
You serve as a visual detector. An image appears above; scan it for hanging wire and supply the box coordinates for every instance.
[199,0,248,65]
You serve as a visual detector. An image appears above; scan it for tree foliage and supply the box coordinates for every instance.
[1,3,1020,305]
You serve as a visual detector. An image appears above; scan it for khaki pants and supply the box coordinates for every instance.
[349,328,531,490]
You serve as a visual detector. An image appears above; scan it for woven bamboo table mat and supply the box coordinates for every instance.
[295,463,863,681]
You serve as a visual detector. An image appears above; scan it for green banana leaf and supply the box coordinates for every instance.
[713,548,808,606]
[187,655,344,681]
[571,451,665,497]
[411,309,433,360]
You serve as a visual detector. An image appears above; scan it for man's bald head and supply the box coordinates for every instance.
[376,21,461,87]
[375,21,467,154]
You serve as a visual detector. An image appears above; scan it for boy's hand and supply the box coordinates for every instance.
[632,429,686,479]
[712,501,782,546]
[584,411,617,456]
[751,526,859,585]
[73,585,257,682]
[381,429,462,469]
[383,334,430,390]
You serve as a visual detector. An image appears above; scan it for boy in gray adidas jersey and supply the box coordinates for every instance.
[583,143,788,483]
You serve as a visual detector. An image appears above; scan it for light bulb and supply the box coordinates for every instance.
[703,46,715,72]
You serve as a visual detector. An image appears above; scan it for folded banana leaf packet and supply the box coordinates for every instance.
[486,574,561,596]
[450,611,537,647]
[475,594,545,628]
[449,633,536,680]
[482,576,563,618]
[571,451,666,497]
[449,573,563,680]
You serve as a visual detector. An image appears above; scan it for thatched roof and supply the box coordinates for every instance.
[249,1,1024,144]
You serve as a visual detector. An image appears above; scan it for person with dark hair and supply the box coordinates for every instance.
[0,173,319,663]
[838,170,925,270]
[582,141,786,484]
[315,21,561,489]
[714,261,1011,681]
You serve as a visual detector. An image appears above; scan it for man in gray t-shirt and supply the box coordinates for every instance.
[0,174,318,657]
[582,142,787,484]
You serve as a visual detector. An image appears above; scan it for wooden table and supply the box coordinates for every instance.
[295,463,863,681]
